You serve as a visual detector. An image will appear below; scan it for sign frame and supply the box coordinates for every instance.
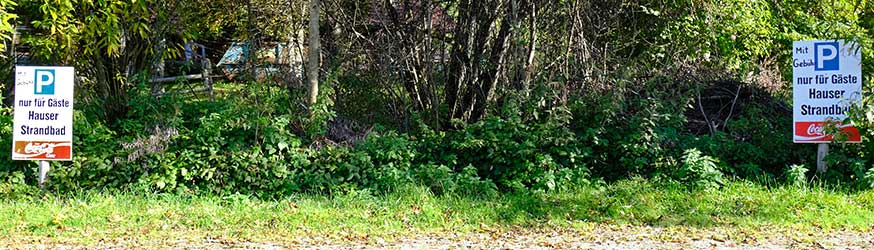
[11,66,75,161]
[792,40,863,144]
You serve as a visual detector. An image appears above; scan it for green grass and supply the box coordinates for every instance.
[1,179,874,244]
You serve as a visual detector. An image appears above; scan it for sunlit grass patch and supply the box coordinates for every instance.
[0,179,873,244]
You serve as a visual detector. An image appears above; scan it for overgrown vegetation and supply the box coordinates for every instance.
[0,0,872,200]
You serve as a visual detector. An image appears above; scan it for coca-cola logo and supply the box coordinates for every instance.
[24,142,57,158]
[807,124,824,136]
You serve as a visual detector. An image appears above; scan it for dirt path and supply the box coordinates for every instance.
[5,225,874,249]
[301,226,874,250]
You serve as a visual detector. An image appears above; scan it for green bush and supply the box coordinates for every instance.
[570,77,689,180]
[864,167,874,189]
[679,103,815,178]
[785,164,809,187]
[50,110,122,190]
[417,116,588,192]
[678,149,724,190]
[410,164,497,197]
[0,106,33,195]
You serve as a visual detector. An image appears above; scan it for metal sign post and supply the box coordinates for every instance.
[38,160,49,189]
[816,143,828,174]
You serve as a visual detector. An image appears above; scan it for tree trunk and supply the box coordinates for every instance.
[286,8,304,92]
[444,0,473,124]
[306,0,321,108]
[471,0,514,122]
[455,0,496,121]
[150,39,166,97]
[384,0,426,112]
[424,0,440,129]
[520,1,537,94]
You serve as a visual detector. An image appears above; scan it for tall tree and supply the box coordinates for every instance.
[306,0,320,108]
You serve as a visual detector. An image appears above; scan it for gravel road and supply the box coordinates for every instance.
[6,225,874,249]
[300,226,874,250]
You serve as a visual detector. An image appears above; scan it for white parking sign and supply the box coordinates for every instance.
[792,40,862,143]
[11,66,75,160]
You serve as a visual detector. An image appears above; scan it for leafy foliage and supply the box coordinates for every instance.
[0,0,15,53]
[417,112,588,192]
[678,149,724,190]
[785,164,809,187]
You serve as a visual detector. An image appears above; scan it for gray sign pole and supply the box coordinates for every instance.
[38,160,49,189]
[816,144,828,174]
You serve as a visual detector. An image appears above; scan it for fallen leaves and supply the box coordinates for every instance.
[4,223,874,249]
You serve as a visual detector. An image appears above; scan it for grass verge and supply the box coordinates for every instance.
[1,178,873,244]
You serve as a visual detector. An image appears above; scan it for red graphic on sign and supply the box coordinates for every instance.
[12,141,72,160]
[794,122,861,143]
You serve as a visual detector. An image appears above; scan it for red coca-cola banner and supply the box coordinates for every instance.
[11,141,72,160]
[794,122,861,143]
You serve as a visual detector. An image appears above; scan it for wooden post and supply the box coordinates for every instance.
[816,143,829,174]
[38,160,49,189]
[203,58,214,102]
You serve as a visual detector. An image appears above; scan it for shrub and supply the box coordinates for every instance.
[0,107,30,183]
[864,167,874,189]
[416,116,588,192]
[785,164,809,187]
[678,149,724,190]
[680,101,814,178]
[570,76,690,180]
[410,164,497,197]
[50,110,123,190]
